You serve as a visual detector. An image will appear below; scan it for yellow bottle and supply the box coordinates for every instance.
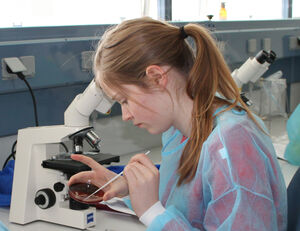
[219,2,227,20]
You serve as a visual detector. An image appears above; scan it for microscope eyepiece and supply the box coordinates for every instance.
[255,50,269,64]
[255,50,276,65]
[266,50,276,64]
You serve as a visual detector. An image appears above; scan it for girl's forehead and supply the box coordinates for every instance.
[97,75,144,100]
[97,78,117,99]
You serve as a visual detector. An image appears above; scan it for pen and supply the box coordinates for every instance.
[83,150,151,201]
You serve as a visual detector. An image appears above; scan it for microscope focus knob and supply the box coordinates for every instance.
[34,188,56,209]
[53,182,65,192]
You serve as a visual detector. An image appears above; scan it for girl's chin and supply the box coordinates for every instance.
[145,127,165,135]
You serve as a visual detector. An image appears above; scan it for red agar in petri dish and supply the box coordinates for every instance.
[69,183,104,204]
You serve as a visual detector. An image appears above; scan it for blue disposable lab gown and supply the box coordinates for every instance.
[125,108,287,230]
[284,104,300,165]
[0,221,8,231]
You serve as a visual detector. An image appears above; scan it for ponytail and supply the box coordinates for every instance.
[177,24,258,185]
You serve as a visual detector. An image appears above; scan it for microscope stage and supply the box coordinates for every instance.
[42,153,120,175]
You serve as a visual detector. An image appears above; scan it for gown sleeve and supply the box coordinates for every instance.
[201,123,286,231]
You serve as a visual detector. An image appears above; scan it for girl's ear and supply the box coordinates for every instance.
[145,65,168,88]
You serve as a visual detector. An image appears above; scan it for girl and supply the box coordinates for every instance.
[69,17,287,230]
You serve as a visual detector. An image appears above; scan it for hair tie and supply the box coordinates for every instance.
[179,26,188,39]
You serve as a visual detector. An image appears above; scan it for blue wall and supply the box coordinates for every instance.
[0,20,299,136]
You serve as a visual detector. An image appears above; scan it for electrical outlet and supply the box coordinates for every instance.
[81,51,94,71]
[289,36,300,50]
[247,39,257,53]
[217,41,226,53]
[1,56,35,80]
[262,38,271,51]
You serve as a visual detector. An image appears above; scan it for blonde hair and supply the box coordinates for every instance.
[94,17,259,186]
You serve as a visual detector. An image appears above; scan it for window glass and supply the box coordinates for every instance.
[293,0,300,18]
[0,0,297,28]
[172,0,283,21]
[0,0,157,28]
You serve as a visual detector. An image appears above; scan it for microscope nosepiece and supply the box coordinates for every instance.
[85,130,101,150]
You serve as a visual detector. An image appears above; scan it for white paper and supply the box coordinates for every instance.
[100,197,136,216]
[271,133,289,160]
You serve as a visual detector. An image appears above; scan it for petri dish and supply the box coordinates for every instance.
[69,183,104,204]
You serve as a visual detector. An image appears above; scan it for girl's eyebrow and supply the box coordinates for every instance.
[111,94,121,101]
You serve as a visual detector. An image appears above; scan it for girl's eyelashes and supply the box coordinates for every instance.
[119,99,128,105]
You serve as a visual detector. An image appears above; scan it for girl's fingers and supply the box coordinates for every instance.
[124,162,151,187]
[128,154,157,174]
[103,190,116,201]
[71,154,102,170]
[128,163,145,179]
[131,162,153,180]
[124,164,139,186]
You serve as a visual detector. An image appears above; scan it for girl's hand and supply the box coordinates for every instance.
[68,154,129,201]
[123,153,160,217]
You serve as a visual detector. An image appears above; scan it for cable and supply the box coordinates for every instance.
[2,140,17,170]
[2,151,16,170]
[11,140,17,151]
[59,142,69,153]
[16,72,39,126]
[6,65,39,126]
[277,156,289,163]
[2,65,39,170]
[11,140,17,156]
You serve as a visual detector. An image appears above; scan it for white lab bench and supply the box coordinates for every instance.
[0,209,145,231]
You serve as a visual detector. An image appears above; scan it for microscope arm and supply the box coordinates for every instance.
[64,79,115,127]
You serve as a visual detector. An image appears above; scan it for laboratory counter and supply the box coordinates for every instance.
[0,146,298,231]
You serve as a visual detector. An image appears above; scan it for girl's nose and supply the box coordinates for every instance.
[121,105,133,121]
